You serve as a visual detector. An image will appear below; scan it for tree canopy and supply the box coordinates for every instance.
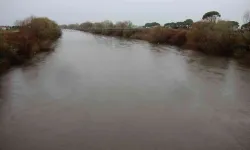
[144,22,160,28]
[241,22,250,29]
[164,22,177,28]
[202,11,221,22]
[228,21,239,28]
[183,19,193,26]
[164,19,193,29]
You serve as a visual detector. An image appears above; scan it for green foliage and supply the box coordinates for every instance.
[164,22,177,28]
[164,19,193,29]
[202,11,221,22]
[183,19,193,26]
[144,22,160,28]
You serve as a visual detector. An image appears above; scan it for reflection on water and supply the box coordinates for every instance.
[0,30,250,150]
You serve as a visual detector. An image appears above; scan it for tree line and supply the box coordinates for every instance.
[61,11,249,31]
[144,11,245,29]
[61,20,135,30]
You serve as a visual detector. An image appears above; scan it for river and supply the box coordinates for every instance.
[0,30,250,150]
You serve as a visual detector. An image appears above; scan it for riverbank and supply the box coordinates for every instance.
[1,30,250,150]
[77,22,250,58]
[0,17,62,74]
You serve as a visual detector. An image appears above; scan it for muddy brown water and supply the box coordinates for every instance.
[0,30,250,150]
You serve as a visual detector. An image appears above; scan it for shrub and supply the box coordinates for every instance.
[242,32,250,44]
[187,21,238,55]
[101,29,113,36]
[130,30,150,40]
[19,16,62,41]
[0,33,7,51]
[111,30,123,36]
[169,30,187,46]
[145,27,180,44]
[123,30,136,38]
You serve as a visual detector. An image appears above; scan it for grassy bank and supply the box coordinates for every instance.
[78,23,250,58]
[0,16,62,73]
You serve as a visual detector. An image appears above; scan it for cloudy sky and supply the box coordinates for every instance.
[0,0,249,26]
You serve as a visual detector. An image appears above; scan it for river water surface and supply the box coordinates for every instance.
[0,30,250,150]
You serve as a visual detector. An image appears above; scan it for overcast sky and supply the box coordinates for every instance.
[0,0,249,26]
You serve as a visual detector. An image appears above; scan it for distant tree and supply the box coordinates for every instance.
[93,22,103,29]
[115,21,125,28]
[60,24,68,29]
[68,23,80,29]
[144,22,160,28]
[164,22,176,28]
[164,20,193,29]
[14,20,22,26]
[202,11,221,22]
[228,21,239,29]
[241,22,250,30]
[15,16,36,26]
[124,21,133,28]
[80,22,93,29]
[115,21,133,29]
[183,19,193,28]
[176,22,185,28]
[101,20,113,28]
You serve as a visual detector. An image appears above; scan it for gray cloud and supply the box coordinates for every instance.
[0,0,249,25]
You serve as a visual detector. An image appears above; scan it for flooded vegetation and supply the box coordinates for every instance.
[0,30,250,150]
